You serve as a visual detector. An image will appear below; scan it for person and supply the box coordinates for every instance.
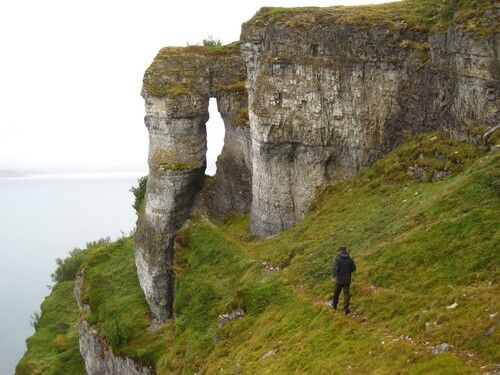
[331,247,356,314]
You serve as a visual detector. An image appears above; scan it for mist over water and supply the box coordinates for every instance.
[0,175,141,375]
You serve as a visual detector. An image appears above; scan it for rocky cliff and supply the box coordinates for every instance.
[136,44,251,321]
[136,1,499,320]
[75,274,154,375]
[241,4,499,235]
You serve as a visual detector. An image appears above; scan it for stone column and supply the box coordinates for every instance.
[135,95,208,322]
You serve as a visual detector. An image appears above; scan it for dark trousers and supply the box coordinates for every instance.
[332,283,350,312]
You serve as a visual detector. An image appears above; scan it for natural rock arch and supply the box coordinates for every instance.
[137,17,498,321]
[136,44,252,321]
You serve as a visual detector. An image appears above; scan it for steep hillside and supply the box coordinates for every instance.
[17,134,499,374]
[16,281,84,374]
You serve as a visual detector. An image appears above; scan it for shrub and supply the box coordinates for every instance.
[202,35,222,47]
[106,318,132,348]
[51,248,86,284]
[54,334,67,352]
[30,311,40,329]
[85,236,111,249]
[130,176,148,214]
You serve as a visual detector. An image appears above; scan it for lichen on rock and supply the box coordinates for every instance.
[136,43,252,322]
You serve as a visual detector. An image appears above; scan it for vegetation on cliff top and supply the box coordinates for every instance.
[247,0,499,34]
[143,41,243,98]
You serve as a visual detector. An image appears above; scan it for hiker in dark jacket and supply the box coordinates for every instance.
[331,247,356,314]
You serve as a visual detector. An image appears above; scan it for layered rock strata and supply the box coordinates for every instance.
[136,45,251,321]
[137,3,499,320]
[240,7,499,235]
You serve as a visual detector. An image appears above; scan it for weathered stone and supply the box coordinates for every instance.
[217,307,245,328]
[240,13,499,236]
[432,342,452,355]
[259,349,278,360]
[484,325,496,337]
[137,45,252,321]
[79,320,154,375]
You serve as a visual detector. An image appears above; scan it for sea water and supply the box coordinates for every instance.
[0,173,142,374]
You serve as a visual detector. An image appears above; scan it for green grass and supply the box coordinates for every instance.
[18,133,499,374]
[158,162,201,172]
[143,42,243,98]
[185,41,240,56]
[246,0,499,35]
[15,281,85,375]
[80,237,167,367]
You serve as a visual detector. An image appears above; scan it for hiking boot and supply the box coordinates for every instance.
[330,302,337,310]
[344,309,350,315]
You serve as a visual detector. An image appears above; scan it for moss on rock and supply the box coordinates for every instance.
[142,42,247,99]
[246,0,499,35]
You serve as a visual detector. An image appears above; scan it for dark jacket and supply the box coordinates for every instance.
[332,251,356,285]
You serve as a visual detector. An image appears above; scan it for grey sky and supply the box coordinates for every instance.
[0,0,390,174]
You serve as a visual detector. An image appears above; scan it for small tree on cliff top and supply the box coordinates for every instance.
[202,35,221,47]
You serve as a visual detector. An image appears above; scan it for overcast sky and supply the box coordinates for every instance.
[0,0,390,174]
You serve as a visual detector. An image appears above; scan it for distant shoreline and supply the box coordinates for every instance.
[0,170,21,178]
[0,171,145,180]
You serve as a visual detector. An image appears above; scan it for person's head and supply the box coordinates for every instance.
[339,247,348,256]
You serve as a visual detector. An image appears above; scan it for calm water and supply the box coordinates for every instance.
[0,174,141,374]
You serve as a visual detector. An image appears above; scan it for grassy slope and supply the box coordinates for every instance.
[15,281,85,375]
[17,134,499,374]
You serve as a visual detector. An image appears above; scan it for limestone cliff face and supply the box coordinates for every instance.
[79,321,154,375]
[136,45,251,321]
[240,9,499,236]
[136,3,498,320]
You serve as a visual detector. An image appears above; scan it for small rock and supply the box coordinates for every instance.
[217,308,245,328]
[489,313,497,320]
[484,325,495,337]
[425,321,437,330]
[432,343,452,355]
[447,302,458,309]
[262,262,280,275]
[432,170,451,182]
[259,349,277,360]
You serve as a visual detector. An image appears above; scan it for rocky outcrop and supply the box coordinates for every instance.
[136,2,499,319]
[240,7,499,235]
[79,321,154,375]
[136,44,251,321]
[75,274,154,375]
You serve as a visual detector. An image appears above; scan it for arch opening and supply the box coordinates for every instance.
[205,97,225,176]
